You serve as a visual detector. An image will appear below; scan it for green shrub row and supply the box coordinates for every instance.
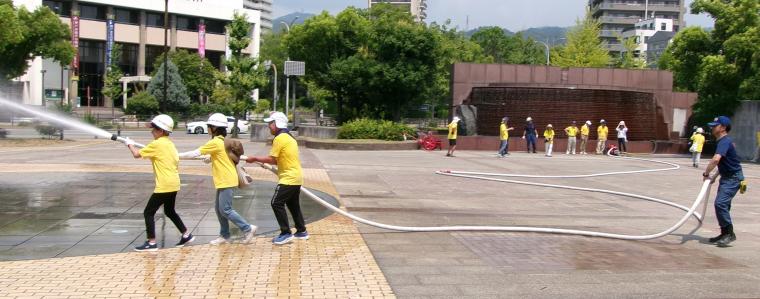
[337,118,415,141]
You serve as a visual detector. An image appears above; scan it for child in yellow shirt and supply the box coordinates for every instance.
[690,127,706,168]
[544,124,555,157]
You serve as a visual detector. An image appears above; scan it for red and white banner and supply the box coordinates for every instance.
[198,24,206,58]
[71,16,80,71]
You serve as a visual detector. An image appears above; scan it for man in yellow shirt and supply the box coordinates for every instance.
[565,121,579,155]
[124,115,193,251]
[180,113,256,245]
[596,119,609,154]
[446,117,460,157]
[690,127,706,168]
[543,124,555,157]
[580,120,591,155]
[497,117,514,158]
[246,112,308,245]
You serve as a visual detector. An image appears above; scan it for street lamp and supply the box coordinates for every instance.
[264,60,278,111]
[163,0,169,109]
[536,41,550,66]
[40,69,47,107]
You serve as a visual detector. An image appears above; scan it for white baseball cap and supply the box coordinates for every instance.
[265,112,289,129]
[586,120,592,125]
[452,117,460,122]
[526,117,532,122]
[696,127,704,133]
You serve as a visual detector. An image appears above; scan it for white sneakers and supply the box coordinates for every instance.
[209,225,258,245]
[209,237,229,245]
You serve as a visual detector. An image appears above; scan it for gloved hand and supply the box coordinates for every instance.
[202,156,211,164]
[123,137,135,147]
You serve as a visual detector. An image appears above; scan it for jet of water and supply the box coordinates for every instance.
[0,97,113,139]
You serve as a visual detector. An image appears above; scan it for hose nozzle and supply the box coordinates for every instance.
[111,134,118,141]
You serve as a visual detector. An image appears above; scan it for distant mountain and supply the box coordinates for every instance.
[467,26,570,45]
[272,12,315,33]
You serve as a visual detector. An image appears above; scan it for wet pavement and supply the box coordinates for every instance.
[0,172,337,261]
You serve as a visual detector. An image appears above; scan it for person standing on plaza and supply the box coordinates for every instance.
[124,115,194,251]
[580,120,592,155]
[596,119,608,154]
[246,112,309,245]
[690,127,706,168]
[702,116,744,247]
[522,117,538,153]
[543,124,555,157]
[497,117,514,158]
[565,121,578,155]
[616,121,628,154]
[179,113,256,245]
[446,117,460,157]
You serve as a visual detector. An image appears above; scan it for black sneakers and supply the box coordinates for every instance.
[134,241,158,252]
[176,233,195,247]
[716,233,736,247]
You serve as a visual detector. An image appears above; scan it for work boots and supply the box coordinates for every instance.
[708,226,726,243]
[716,225,736,247]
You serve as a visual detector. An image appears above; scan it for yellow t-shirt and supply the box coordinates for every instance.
[448,122,458,140]
[543,129,555,143]
[139,136,180,193]
[597,126,609,139]
[581,125,590,136]
[756,131,760,147]
[565,126,578,137]
[690,133,705,153]
[199,136,238,189]
[499,123,509,140]
[270,133,304,186]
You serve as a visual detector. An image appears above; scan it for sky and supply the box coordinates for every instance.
[272,0,714,31]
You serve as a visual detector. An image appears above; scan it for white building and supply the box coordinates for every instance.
[368,0,427,22]
[11,0,260,108]
[621,17,674,60]
[244,0,272,32]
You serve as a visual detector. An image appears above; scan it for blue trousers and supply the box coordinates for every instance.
[526,135,537,152]
[714,171,744,229]
[215,188,252,239]
[498,140,509,155]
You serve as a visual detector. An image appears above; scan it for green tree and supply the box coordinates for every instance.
[147,60,190,113]
[660,0,760,124]
[219,12,268,137]
[470,27,509,62]
[102,44,123,108]
[616,34,647,69]
[551,14,610,67]
[469,28,545,64]
[0,0,75,78]
[153,49,218,102]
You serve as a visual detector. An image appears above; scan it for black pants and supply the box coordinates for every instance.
[271,184,306,235]
[144,192,187,239]
[618,138,627,152]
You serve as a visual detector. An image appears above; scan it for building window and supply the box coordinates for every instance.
[204,19,227,34]
[78,39,106,107]
[42,0,71,17]
[177,16,199,31]
[114,8,139,25]
[79,4,106,21]
[661,23,667,30]
[146,12,165,28]
[117,43,138,76]
[145,45,166,75]
[206,50,224,70]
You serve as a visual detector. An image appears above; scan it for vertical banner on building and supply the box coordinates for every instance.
[198,24,206,58]
[106,19,115,66]
[71,16,80,71]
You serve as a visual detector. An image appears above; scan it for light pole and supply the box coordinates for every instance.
[280,20,293,115]
[537,41,550,66]
[163,0,169,110]
[40,69,47,107]
[264,60,278,111]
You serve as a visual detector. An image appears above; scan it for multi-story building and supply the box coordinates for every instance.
[243,0,272,32]
[10,0,260,109]
[620,17,674,58]
[368,0,427,22]
[646,31,676,68]
[588,0,684,54]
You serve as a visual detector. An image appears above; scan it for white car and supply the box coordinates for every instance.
[187,116,250,134]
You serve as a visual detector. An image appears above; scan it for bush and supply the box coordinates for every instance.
[254,99,271,114]
[34,123,60,139]
[189,102,230,119]
[125,91,159,117]
[337,118,415,141]
[82,111,97,125]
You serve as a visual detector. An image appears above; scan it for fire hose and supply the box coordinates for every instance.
[112,134,713,241]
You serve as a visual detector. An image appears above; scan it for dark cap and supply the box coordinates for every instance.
[707,116,731,128]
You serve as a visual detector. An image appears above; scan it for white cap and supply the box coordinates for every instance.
[600,119,606,123]
[547,124,553,128]
[265,112,289,129]
[526,117,532,122]
[452,116,460,123]
[696,127,704,133]
[207,113,228,128]
[151,114,174,132]
[619,121,626,126]
[586,120,592,125]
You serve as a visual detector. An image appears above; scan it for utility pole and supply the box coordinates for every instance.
[163,0,169,109]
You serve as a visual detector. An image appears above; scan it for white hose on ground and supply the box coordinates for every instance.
[247,155,714,241]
